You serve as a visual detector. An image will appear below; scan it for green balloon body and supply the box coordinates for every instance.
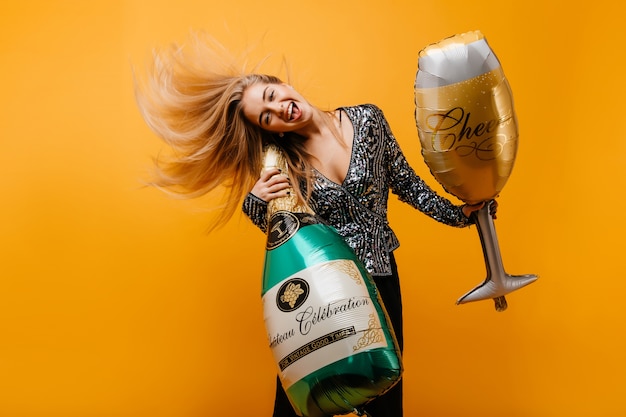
[262,211,402,417]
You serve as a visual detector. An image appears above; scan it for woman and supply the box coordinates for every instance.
[240,82,490,417]
[135,37,492,417]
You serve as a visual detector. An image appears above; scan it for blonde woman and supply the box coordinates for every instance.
[135,35,491,417]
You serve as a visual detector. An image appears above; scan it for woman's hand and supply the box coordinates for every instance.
[462,199,499,219]
[250,168,291,202]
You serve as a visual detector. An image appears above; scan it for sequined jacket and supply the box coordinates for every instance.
[242,104,472,276]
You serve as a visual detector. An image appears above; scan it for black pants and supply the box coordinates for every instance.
[272,255,404,417]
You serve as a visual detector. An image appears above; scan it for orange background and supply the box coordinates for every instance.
[1,1,625,416]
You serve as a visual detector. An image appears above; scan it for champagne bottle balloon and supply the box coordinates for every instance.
[261,146,402,416]
[414,31,538,311]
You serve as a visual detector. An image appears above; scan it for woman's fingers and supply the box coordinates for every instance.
[489,199,498,219]
[260,168,281,180]
[251,168,291,201]
[462,202,484,218]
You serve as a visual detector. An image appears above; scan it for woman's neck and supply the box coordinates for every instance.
[300,109,343,145]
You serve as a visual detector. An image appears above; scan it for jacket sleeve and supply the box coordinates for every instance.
[242,193,269,233]
[376,106,473,228]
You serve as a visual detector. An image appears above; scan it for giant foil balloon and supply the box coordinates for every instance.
[414,31,538,311]
[261,145,402,416]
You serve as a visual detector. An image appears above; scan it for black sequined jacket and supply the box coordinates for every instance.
[242,104,472,276]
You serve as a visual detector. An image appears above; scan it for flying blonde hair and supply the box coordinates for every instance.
[134,33,321,231]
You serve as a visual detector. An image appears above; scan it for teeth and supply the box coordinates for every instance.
[287,102,293,120]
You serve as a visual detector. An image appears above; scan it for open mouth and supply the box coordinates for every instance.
[287,102,299,121]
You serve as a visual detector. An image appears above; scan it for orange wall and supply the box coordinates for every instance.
[1,1,625,416]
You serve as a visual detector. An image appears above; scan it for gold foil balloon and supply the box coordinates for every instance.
[414,31,537,311]
[261,145,402,416]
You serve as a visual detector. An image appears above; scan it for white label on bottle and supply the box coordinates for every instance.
[263,259,388,388]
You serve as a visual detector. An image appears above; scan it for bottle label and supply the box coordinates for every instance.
[263,259,388,388]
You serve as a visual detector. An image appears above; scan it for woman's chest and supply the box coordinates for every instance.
[312,139,387,212]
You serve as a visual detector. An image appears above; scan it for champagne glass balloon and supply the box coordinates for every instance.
[414,31,538,311]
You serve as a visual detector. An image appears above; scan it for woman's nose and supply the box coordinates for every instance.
[270,102,284,115]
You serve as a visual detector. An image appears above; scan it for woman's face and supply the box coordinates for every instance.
[241,82,311,134]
